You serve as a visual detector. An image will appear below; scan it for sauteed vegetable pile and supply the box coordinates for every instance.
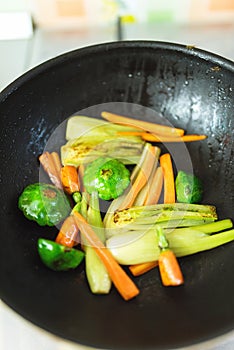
[18,112,234,301]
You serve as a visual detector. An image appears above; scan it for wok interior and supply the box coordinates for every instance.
[0,42,233,349]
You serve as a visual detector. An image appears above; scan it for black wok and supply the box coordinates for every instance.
[0,41,234,350]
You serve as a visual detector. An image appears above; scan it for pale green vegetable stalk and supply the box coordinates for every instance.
[85,192,112,294]
[80,192,89,220]
[170,218,233,235]
[168,227,234,257]
[65,116,144,141]
[106,219,234,265]
[106,228,160,265]
[61,116,145,166]
[104,203,218,239]
[73,192,89,247]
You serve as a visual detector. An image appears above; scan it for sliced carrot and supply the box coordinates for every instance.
[160,153,175,204]
[51,152,63,175]
[103,143,152,227]
[129,261,158,276]
[61,165,80,194]
[144,166,163,205]
[101,111,185,137]
[55,215,80,248]
[118,145,156,210]
[133,146,160,206]
[117,131,207,142]
[39,152,62,189]
[73,211,140,301]
[158,249,184,286]
[141,133,207,143]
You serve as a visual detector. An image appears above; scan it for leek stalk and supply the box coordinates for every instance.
[104,203,218,238]
[65,116,145,141]
[61,116,145,166]
[85,192,112,294]
[106,220,234,265]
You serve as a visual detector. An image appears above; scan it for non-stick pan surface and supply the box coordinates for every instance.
[0,41,233,350]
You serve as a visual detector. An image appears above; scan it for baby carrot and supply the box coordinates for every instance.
[61,165,80,194]
[158,250,184,286]
[55,215,79,248]
[157,227,184,286]
[73,211,140,301]
[118,144,156,210]
[144,166,163,206]
[129,261,158,276]
[160,153,175,204]
[39,152,62,189]
[140,133,207,143]
[51,152,63,175]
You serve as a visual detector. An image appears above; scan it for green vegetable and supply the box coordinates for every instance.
[106,220,234,265]
[73,191,82,204]
[71,191,82,214]
[61,116,144,166]
[18,183,70,226]
[175,171,203,203]
[104,203,218,238]
[85,191,112,294]
[157,226,169,250]
[38,238,84,271]
[65,115,144,141]
[80,191,90,219]
[83,157,130,200]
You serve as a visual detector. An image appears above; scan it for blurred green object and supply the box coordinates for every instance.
[38,238,84,271]
[175,171,203,204]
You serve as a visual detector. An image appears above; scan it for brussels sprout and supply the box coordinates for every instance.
[18,183,70,226]
[83,157,130,200]
[175,171,203,204]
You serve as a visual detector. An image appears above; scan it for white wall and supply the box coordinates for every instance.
[0,0,29,12]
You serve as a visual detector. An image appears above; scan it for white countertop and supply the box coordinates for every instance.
[0,21,234,350]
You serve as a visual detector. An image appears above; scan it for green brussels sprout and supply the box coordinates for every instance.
[18,183,71,226]
[83,157,130,200]
[175,171,203,204]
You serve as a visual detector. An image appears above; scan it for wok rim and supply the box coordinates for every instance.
[0,40,233,101]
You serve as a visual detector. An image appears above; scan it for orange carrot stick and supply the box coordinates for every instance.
[144,166,163,206]
[51,152,62,174]
[158,250,184,286]
[141,133,207,143]
[101,111,184,137]
[160,153,175,204]
[117,131,207,142]
[129,261,158,276]
[55,215,80,248]
[133,146,161,206]
[157,226,184,286]
[39,152,62,189]
[118,145,156,210]
[61,165,80,194]
[73,211,140,301]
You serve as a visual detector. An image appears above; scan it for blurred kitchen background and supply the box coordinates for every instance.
[0,0,234,91]
[1,1,234,350]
